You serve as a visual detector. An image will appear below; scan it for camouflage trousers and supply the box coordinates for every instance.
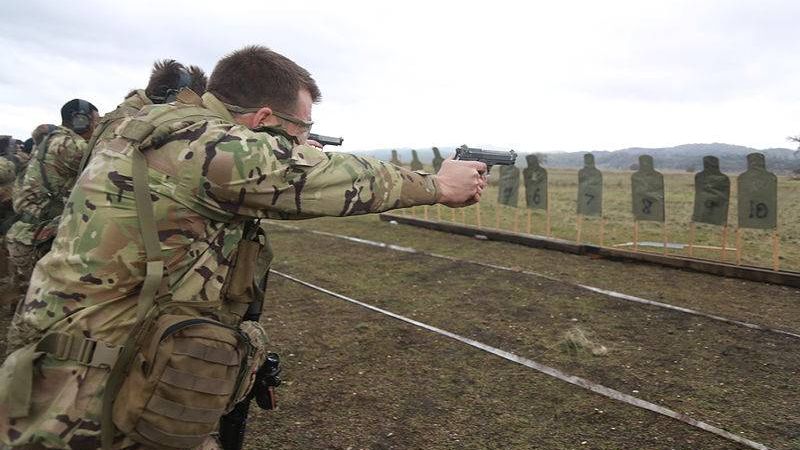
[4,240,49,356]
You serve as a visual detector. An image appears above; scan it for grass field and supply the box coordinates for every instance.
[399,169,800,272]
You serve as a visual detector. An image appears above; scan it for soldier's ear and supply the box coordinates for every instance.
[251,107,274,128]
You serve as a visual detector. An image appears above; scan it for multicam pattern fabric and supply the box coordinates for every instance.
[0,91,438,448]
[81,90,152,172]
[0,158,17,213]
[4,240,49,347]
[0,150,32,215]
[6,126,88,246]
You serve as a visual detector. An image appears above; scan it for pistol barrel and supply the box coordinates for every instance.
[309,133,344,147]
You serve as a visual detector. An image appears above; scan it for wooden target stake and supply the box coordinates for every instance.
[772,227,781,271]
[526,209,532,234]
[633,220,639,252]
[451,207,456,222]
[437,204,442,221]
[720,224,728,262]
[546,192,552,238]
[495,205,501,229]
[513,208,520,233]
[576,214,583,244]
[688,222,695,257]
[476,203,482,228]
[461,207,467,225]
[599,217,605,247]
[423,205,429,221]
[735,227,742,266]
[662,221,668,255]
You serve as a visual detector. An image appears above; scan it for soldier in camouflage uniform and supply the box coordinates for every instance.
[1,136,35,226]
[4,101,98,334]
[0,46,486,449]
[80,60,208,172]
[0,136,33,310]
[0,152,15,285]
[0,136,27,228]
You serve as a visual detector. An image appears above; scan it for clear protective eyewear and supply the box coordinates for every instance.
[221,101,314,131]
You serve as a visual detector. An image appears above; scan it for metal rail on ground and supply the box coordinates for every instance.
[269,223,800,341]
[378,213,800,288]
[272,270,772,450]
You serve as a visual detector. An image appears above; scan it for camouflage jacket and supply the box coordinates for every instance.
[6,126,87,246]
[0,157,16,189]
[0,91,438,448]
[0,157,16,222]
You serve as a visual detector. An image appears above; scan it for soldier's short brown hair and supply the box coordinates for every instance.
[145,59,208,103]
[207,45,321,113]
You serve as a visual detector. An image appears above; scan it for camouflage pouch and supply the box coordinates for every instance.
[222,221,271,323]
[112,314,254,450]
[226,238,261,304]
[233,321,269,404]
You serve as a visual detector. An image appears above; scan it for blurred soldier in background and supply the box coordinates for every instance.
[0,136,33,309]
[79,59,208,172]
[4,100,98,321]
[0,137,18,296]
[0,136,29,228]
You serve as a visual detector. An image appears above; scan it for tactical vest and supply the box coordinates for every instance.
[1,94,272,450]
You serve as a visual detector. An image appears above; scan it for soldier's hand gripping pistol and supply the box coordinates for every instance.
[454,145,517,174]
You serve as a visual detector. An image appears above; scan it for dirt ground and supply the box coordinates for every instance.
[1,215,797,449]
[245,216,798,450]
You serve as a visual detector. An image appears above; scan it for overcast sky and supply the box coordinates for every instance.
[2,0,799,154]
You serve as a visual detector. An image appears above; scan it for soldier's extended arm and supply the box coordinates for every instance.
[191,125,444,219]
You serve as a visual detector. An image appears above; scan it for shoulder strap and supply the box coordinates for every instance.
[101,103,226,450]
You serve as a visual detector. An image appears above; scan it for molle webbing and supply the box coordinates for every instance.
[172,339,242,366]
[135,420,205,449]
[160,366,237,395]
[145,395,225,423]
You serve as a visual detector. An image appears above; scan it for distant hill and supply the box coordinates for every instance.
[354,143,800,174]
